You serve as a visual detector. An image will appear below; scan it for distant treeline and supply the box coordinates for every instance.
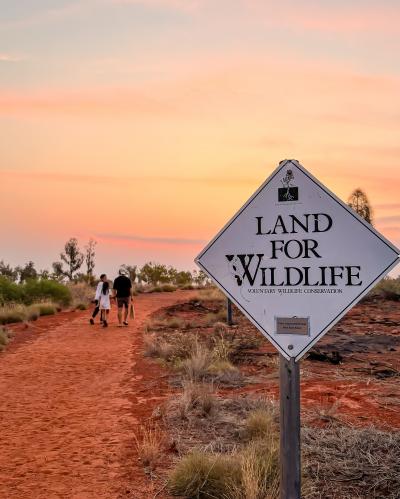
[0,237,210,305]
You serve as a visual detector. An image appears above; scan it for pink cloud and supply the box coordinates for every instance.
[0,53,24,62]
[248,1,400,35]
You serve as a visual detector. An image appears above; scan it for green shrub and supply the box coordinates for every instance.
[169,451,241,498]
[0,276,23,304]
[370,277,400,301]
[23,279,71,306]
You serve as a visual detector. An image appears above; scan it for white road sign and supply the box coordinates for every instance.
[196,160,400,360]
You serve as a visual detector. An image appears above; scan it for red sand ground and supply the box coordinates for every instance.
[0,291,194,499]
[1,292,399,498]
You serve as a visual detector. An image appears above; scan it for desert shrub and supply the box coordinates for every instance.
[369,277,400,301]
[35,303,58,316]
[235,439,279,499]
[177,381,215,418]
[26,305,40,321]
[207,359,237,374]
[143,335,175,361]
[67,281,93,307]
[204,309,227,326]
[147,284,177,293]
[169,442,278,499]
[244,408,276,442]
[303,425,400,499]
[0,305,27,324]
[180,283,195,290]
[182,343,212,381]
[134,424,164,470]
[0,276,23,304]
[74,302,88,310]
[207,359,243,386]
[169,451,241,498]
[213,321,228,334]
[192,287,225,303]
[0,327,11,350]
[212,332,233,362]
[145,316,185,331]
[24,279,71,306]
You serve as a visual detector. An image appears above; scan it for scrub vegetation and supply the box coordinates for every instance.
[137,285,400,499]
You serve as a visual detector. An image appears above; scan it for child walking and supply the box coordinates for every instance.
[99,280,111,327]
[90,274,107,325]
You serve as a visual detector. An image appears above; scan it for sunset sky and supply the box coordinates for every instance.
[1,0,399,276]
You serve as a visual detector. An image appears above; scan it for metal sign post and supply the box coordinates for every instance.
[280,355,301,499]
[227,297,233,325]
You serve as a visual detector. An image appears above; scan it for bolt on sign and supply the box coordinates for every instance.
[195,160,400,361]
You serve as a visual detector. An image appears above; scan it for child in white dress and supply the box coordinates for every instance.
[90,274,107,325]
[99,280,111,327]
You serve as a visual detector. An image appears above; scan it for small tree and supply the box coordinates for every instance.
[193,270,208,287]
[85,238,97,280]
[17,261,38,283]
[59,238,84,280]
[0,261,18,281]
[348,189,373,225]
[39,269,50,280]
[52,261,66,282]
[174,270,193,287]
[140,262,170,286]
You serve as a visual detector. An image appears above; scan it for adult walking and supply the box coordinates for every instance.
[113,268,133,327]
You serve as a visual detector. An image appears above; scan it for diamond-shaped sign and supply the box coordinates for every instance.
[196,160,399,360]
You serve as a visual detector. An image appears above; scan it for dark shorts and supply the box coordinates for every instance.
[117,297,130,309]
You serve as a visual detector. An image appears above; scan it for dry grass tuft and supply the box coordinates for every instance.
[191,287,225,303]
[35,302,59,316]
[169,439,279,499]
[0,327,11,350]
[303,425,400,499]
[244,408,277,442]
[134,424,164,470]
[168,450,241,498]
[235,439,279,499]
[177,380,215,418]
[182,342,212,381]
[143,335,174,361]
[144,316,187,332]
[213,321,228,334]
[0,304,27,324]
[67,281,93,307]
[147,284,177,293]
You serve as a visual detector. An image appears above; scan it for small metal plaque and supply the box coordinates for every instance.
[275,317,309,335]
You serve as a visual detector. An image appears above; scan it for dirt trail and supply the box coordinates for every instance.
[0,291,193,499]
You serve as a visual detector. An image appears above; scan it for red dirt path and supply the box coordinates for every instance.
[0,291,193,499]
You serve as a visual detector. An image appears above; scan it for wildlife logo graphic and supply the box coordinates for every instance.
[278,169,298,202]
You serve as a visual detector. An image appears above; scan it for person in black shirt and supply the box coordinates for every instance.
[113,268,133,327]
